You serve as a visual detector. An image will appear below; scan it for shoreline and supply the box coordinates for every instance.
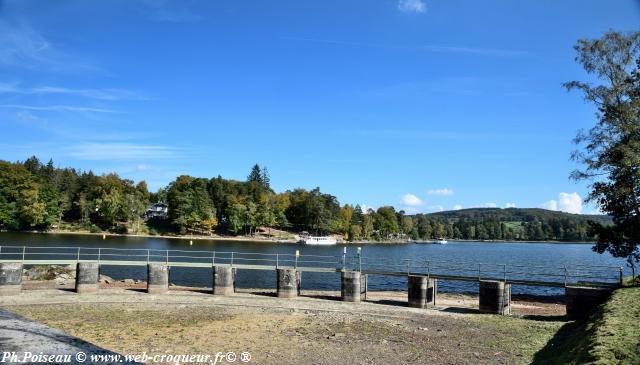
[0,229,595,245]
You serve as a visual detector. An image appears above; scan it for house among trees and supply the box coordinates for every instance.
[145,202,168,220]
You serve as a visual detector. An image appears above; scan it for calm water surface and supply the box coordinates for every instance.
[0,232,629,296]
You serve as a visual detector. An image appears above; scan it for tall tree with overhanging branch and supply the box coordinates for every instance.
[565,30,640,276]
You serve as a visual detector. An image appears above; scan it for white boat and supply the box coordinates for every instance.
[297,235,337,245]
[435,239,448,244]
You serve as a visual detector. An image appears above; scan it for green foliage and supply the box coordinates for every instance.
[533,286,640,365]
[412,208,606,241]
[0,158,150,232]
[565,30,640,267]
[374,206,400,238]
[0,158,614,242]
[284,188,340,234]
[167,176,216,234]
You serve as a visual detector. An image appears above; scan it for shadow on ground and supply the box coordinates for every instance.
[531,313,602,364]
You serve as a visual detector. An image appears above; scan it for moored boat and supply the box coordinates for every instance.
[296,235,337,245]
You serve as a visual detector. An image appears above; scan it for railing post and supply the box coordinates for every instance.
[295,250,299,269]
[212,251,216,265]
[564,266,568,287]
[166,249,169,265]
[357,247,362,272]
[147,249,150,264]
[407,259,411,275]
[342,247,346,270]
[76,247,80,262]
[230,252,234,267]
[478,263,481,281]
[276,253,279,269]
[619,267,623,286]
[22,246,26,263]
[98,248,101,265]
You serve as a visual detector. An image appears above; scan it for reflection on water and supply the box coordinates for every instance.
[0,232,628,296]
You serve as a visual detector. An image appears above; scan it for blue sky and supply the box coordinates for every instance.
[1,0,639,215]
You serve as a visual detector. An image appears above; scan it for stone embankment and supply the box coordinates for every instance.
[22,265,135,287]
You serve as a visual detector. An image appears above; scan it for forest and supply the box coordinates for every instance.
[0,157,610,242]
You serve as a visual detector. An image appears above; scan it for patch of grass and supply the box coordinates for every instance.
[468,315,565,363]
[533,286,640,365]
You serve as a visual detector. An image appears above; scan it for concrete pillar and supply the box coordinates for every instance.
[565,286,613,320]
[213,266,235,296]
[147,263,169,294]
[0,262,23,295]
[479,280,511,315]
[75,262,99,294]
[276,268,300,298]
[408,275,437,308]
[341,270,362,303]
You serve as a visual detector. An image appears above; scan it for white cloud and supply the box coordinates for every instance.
[139,0,203,22]
[401,193,423,206]
[66,143,178,160]
[0,20,99,73]
[0,104,118,113]
[282,38,526,58]
[402,207,421,214]
[425,205,444,212]
[540,192,583,214]
[0,84,148,101]
[359,204,375,214]
[398,0,427,13]
[505,202,516,208]
[0,21,50,67]
[421,45,526,57]
[15,110,42,123]
[34,87,147,101]
[484,202,497,208]
[134,164,161,173]
[452,204,463,210]
[427,188,454,196]
[541,200,558,211]
[559,192,583,214]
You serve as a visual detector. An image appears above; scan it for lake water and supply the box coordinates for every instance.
[0,232,629,296]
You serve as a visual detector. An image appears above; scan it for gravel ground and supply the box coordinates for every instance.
[0,285,566,365]
[0,308,129,364]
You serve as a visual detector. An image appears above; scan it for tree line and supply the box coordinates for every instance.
[0,157,608,242]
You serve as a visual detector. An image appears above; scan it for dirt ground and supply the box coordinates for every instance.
[1,283,567,365]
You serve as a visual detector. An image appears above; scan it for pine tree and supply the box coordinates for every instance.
[261,167,270,189]
[247,164,262,184]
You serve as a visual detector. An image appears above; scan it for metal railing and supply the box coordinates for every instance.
[0,245,623,288]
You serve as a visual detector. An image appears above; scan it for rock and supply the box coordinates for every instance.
[54,277,70,285]
[98,275,114,284]
[24,265,75,281]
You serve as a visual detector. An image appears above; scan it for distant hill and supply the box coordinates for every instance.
[406,208,611,242]
[425,208,612,225]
